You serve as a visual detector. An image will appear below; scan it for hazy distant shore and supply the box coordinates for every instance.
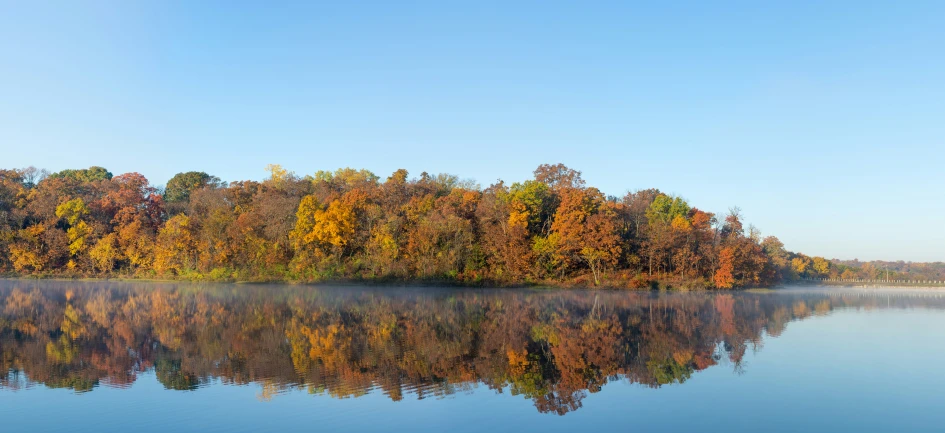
[788,281,945,290]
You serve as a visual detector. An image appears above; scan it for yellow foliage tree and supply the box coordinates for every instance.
[812,257,830,276]
[153,214,197,274]
[89,233,122,273]
[9,225,47,272]
[117,219,154,271]
[670,214,691,232]
[265,164,293,188]
[55,197,92,261]
[291,195,356,269]
[365,225,399,276]
[791,256,811,275]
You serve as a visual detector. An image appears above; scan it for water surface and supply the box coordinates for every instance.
[1,280,943,432]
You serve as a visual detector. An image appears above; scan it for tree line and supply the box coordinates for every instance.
[4,282,937,413]
[828,259,945,281]
[0,163,923,288]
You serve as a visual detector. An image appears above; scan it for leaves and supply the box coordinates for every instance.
[0,162,868,287]
[714,247,736,289]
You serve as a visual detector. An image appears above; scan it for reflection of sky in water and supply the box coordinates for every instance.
[1,282,944,432]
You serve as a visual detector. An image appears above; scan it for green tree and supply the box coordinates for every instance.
[48,166,112,183]
[164,171,221,203]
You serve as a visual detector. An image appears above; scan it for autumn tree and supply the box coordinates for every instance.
[0,170,28,271]
[291,195,356,274]
[153,214,197,275]
[812,257,831,277]
[713,209,773,288]
[791,255,812,277]
[581,209,622,285]
[98,173,164,272]
[544,186,622,284]
[473,182,531,281]
[534,163,585,191]
[714,247,736,289]
[55,197,92,270]
[403,191,479,279]
[642,194,691,277]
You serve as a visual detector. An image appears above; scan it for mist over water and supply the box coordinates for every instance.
[2,280,944,432]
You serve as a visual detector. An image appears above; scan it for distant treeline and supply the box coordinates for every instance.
[829,259,945,281]
[0,164,933,288]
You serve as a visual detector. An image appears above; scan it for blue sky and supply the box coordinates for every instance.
[1,1,943,262]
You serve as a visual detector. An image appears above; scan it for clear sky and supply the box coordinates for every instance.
[1,1,943,262]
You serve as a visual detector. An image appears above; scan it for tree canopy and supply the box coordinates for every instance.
[0,164,935,287]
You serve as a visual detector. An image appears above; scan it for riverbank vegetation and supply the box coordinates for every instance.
[0,164,933,288]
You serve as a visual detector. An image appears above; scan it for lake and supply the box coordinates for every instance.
[1,280,943,432]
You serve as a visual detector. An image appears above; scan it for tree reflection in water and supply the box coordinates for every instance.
[1,281,941,415]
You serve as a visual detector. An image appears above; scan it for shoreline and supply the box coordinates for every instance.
[2,274,944,291]
[0,273,725,291]
[783,282,945,290]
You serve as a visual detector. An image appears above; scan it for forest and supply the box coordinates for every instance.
[0,164,936,288]
[3,282,941,413]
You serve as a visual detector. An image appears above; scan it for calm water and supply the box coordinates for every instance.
[1,280,944,432]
